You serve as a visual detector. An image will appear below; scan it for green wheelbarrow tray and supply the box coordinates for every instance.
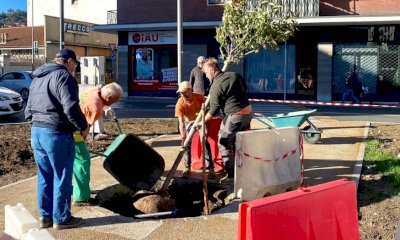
[261,109,323,144]
[102,133,165,191]
[268,109,317,128]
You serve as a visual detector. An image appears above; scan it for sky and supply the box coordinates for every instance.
[0,0,27,13]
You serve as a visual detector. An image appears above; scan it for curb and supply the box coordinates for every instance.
[353,122,369,189]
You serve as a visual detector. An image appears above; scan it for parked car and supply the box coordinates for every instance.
[0,87,24,116]
[0,71,33,100]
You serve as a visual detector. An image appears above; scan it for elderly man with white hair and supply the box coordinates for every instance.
[72,82,123,206]
[189,56,209,95]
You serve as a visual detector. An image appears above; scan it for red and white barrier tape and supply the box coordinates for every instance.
[236,133,307,187]
[237,148,299,165]
[249,98,399,108]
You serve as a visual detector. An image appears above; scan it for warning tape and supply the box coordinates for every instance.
[249,98,399,108]
[236,133,307,187]
[237,148,299,164]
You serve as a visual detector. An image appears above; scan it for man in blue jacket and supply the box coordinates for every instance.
[25,49,89,230]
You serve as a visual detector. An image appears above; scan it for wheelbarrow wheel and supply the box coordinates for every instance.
[302,125,321,144]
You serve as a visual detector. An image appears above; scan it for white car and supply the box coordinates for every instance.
[0,87,24,116]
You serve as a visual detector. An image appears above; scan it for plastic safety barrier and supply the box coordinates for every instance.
[4,203,54,240]
[238,179,359,240]
[191,117,224,172]
[234,127,303,201]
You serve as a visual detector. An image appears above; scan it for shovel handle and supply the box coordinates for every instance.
[113,118,123,135]
[89,151,108,158]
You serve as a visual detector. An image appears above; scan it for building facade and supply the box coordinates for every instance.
[93,0,400,102]
[0,16,117,83]
[27,0,117,26]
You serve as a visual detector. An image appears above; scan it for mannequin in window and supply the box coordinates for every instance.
[136,48,153,79]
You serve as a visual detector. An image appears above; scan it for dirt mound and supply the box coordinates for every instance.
[0,119,177,186]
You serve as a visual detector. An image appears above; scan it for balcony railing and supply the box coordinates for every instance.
[107,10,117,24]
[209,0,319,18]
[272,0,319,17]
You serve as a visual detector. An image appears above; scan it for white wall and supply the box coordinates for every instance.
[27,0,117,26]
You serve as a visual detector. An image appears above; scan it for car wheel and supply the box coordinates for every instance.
[21,89,29,100]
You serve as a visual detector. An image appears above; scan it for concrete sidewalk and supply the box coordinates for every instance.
[0,118,368,240]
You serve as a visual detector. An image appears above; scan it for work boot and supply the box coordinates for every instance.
[181,167,191,178]
[73,198,98,207]
[39,217,53,228]
[207,168,216,179]
[219,173,234,184]
[53,216,83,230]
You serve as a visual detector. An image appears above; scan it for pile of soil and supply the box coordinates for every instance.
[358,123,400,240]
[0,118,177,186]
[0,119,399,239]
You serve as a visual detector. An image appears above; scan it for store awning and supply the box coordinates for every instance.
[298,15,400,26]
[92,21,221,33]
[92,15,400,33]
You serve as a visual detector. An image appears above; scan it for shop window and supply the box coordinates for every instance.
[245,45,296,94]
[131,46,178,92]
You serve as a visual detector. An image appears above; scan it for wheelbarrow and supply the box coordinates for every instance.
[254,109,322,144]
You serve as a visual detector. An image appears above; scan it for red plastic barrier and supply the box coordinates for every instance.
[238,179,359,240]
[191,117,224,172]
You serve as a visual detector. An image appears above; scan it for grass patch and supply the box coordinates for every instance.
[365,138,400,187]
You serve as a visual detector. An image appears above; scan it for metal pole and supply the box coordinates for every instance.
[60,0,64,49]
[177,0,183,84]
[283,41,287,100]
[31,0,34,71]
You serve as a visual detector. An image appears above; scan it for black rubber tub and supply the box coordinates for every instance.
[102,133,165,191]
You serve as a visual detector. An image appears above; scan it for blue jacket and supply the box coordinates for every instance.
[25,63,88,133]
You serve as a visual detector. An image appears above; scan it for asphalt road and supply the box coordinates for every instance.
[0,97,399,124]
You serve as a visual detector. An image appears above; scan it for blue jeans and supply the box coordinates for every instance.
[342,88,360,103]
[31,127,75,224]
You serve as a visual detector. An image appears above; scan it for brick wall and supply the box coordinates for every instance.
[118,0,224,24]
[320,0,400,16]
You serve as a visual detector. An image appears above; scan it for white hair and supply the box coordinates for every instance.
[197,56,206,62]
[103,82,123,98]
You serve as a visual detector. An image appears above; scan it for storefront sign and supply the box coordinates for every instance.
[64,22,91,35]
[128,31,176,45]
[368,26,396,42]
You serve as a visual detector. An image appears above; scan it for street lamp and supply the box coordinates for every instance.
[60,0,64,49]
[31,0,34,71]
[177,0,183,84]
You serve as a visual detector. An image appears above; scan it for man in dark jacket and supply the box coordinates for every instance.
[189,56,208,95]
[202,58,253,183]
[25,49,89,230]
[342,71,360,103]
